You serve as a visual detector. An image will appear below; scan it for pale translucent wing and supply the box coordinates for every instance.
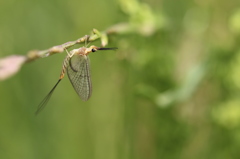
[67,55,92,101]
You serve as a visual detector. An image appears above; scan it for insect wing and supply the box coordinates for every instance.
[67,55,92,101]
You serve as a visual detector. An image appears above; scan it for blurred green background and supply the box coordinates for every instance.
[1,0,240,158]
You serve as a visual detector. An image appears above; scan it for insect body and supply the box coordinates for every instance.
[36,46,117,114]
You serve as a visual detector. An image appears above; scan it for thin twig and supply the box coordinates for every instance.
[0,25,126,81]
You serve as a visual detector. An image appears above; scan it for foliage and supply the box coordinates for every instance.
[0,0,240,159]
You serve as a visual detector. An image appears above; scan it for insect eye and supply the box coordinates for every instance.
[92,49,96,52]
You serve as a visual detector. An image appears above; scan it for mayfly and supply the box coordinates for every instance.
[36,45,117,114]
